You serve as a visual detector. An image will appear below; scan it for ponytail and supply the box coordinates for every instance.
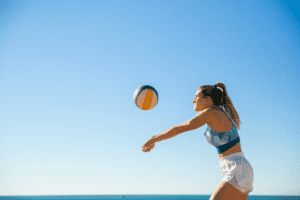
[199,82,242,130]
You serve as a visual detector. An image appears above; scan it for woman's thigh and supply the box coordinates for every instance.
[238,192,249,200]
[210,181,248,200]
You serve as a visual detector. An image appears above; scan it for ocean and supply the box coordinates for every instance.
[0,195,299,200]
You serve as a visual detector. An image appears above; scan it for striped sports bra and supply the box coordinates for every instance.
[204,106,240,154]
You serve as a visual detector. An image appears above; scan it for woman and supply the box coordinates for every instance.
[141,82,254,200]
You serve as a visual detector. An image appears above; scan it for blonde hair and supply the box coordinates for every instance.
[198,82,242,130]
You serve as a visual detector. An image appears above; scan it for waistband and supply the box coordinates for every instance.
[219,152,244,162]
[217,136,240,154]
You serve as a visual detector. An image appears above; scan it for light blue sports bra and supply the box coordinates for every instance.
[204,106,240,154]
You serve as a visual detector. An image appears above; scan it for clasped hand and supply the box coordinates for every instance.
[141,139,155,152]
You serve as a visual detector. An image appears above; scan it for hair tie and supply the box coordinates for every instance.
[214,85,220,92]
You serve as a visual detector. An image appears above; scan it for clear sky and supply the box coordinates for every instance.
[1,0,299,196]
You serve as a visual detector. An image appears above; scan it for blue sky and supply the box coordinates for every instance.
[0,0,299,196]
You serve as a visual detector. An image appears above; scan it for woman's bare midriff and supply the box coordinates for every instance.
[208,108,243,160]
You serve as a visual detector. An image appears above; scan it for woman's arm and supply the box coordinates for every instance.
[152,108,210,143]
[151,126,181,143]
[142,109,210,152]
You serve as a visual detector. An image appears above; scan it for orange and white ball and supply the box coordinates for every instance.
[133,85,158,111]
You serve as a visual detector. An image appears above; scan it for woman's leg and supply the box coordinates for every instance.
[238,192,249,200]
[210,181,248,200]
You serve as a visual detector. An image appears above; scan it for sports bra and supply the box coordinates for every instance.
[204,106,240,154]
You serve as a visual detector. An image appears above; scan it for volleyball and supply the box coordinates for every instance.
[133,85,158,111]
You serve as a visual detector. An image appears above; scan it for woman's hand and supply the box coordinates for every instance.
[141,139,155,152]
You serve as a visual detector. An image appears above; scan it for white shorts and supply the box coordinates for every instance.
[219,152,254,194]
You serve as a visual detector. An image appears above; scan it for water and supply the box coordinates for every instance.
[0,195,299,200]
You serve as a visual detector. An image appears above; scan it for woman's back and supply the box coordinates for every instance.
[207,106,235,133]
[204,106,242,159]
